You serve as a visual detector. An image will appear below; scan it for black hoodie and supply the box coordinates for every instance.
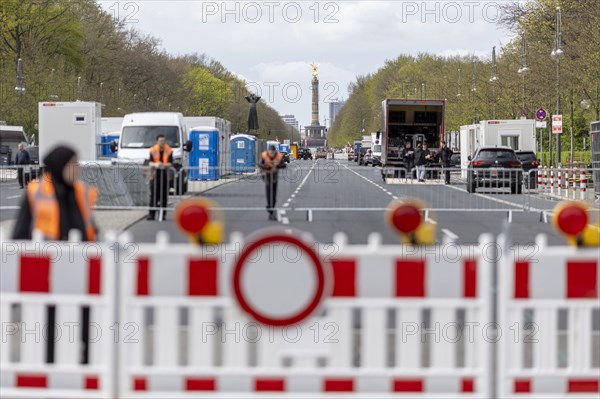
[12,145,91,241]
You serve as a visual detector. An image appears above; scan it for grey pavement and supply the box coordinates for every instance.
[126,160,567,246]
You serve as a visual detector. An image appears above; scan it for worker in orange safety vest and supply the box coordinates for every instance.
[147,134,173,221]
[12,145,98,241]
[258,145,286,220]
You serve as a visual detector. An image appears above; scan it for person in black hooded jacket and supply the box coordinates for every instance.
[12,145,98,241]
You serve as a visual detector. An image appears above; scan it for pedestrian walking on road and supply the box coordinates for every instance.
[14,142,31,189]
[259,145,286,220]
[147,134,173,221]
[438,140,453,184]
[414,143,426,182]
[402,141,414,178]
[12,145,98,241]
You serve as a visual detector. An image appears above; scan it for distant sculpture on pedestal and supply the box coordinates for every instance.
[245,93,261,131]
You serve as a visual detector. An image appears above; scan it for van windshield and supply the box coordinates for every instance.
[120,126,180,148]
[373,145,382,152]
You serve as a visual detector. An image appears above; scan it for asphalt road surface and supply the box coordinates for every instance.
[126,159,566,246]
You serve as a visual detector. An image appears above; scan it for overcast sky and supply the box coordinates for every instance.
[99,1,515,129]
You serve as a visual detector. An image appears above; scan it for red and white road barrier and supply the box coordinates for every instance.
[117,232,494,398]
[498,236,600,398]
[2,232,598,398]
[0,240,116,399]
[558,168,562,195]
[580,169,587,200]
[537,166,542,189]
[550,166,555,194]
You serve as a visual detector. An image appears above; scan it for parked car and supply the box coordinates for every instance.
[347,150,354,161]
[515,150,539,189]
[315,147,328,160]
[450,152,461,168]
[298,148,313,160]
[466,146,523,194]
[361,149,374,166]
[24,145,40,182]
[358,147,370,165]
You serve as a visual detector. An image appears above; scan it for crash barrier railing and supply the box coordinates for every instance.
[497,234,600,398]
[2,231,599,398]
[2,164,596,215]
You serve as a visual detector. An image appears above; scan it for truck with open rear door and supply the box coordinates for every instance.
[381,99,445,180]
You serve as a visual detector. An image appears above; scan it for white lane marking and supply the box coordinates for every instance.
[282,217,290,225]
[280,210,286,215]
[341,163,396,199]
[441,228,459,240]
[7,195,21,199]
[281,161,317,209]
[445,184,542,212]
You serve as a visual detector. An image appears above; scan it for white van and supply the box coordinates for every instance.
[111,112,192,193]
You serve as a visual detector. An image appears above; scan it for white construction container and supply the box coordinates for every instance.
[460,119,536,173]
[38,101,102,161]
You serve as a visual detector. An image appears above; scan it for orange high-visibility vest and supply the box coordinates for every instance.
[149,144,173,181]
[261,151,283,170]
[26,173,98,241]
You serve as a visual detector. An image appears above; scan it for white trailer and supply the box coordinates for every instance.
[38,102,102,162]
[362,135,372,149]
[460,119,536,173]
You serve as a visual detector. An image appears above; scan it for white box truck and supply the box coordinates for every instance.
[38,101,101,161]
[460,119,536,174]
[113,112,193,193]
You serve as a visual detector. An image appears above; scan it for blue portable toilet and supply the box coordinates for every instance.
[189,127,220,181]
[100,131,120,158]
[266,140,280,151]
[230,134,256,173]
[279,144,290,153]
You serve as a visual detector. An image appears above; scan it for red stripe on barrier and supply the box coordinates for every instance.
[514,379,531,393]
[255,378,285,391]
[393,379,423,392]
[324,378,354,392]
[567,261,598,298]
[188,259,218,296]
[185,378,216,391]
[461,378,475,393]
[85,376,99,390]
[568,379,599,393]
[16,374,47,388]
[514,261,529,299]
[463,260,477,298]
[331,259,356,297]
[133,377,147,391]
[395,260,425,297]
[88,258,101,295]
[19,255,50,293]
[136,258,149,296]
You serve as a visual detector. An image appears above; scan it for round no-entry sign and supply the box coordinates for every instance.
[232,234,326,327]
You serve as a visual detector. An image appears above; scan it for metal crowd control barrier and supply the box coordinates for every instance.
[2,230,599,398]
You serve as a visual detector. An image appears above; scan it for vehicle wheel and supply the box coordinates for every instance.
[467,177,475,193]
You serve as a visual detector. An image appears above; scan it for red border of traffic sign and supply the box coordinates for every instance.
[232,234,326,327]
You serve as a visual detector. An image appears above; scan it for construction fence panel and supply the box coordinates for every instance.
[497,235,600,398]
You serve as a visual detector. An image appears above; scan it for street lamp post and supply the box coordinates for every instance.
[14,58,25,127]
[517,32,529,115]
[490,46,499,119]
[551,6,564,167]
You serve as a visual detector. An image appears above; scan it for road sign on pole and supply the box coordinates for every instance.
[552,114,563,134]
[232,233,326,327]
[536,107,547,121]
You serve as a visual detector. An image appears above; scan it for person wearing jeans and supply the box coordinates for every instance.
[414,143,426,182]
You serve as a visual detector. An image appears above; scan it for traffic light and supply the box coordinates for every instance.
[174,198,224,245]
[552,201,599,247]
[386,199,436,245]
